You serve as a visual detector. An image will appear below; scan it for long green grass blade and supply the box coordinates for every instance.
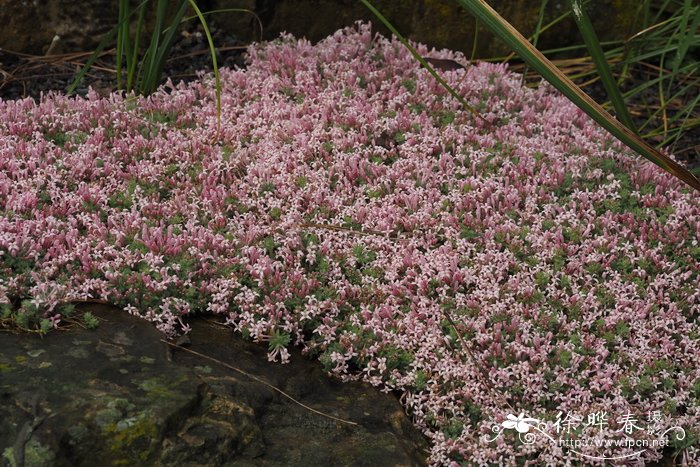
[69,0,151,95]
[470,18,479,61]
[67,28,118,95]
[532,0,548,49]
[186,0,222,132]
[71,0,222,103]
[116,0,129,89]
[127,2,147,92]
[666,0,700,94]
[453,0,700,193]
[151,1,188,93]
[359,0,481,119]
[140,0,169,94]
[569,0,638,134]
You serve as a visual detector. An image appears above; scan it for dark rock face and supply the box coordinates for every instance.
[1,0,638,57]
[0,305,428,466]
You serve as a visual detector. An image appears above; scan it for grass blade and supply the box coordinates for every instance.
[531,0,548,49]
[359,0,482,120]
[186,0,222,133]
[116,0,129,89]
[151,1,188,89]
[68,0,150,95]
[140,0,169,94]
[67,28,118,95]
[453,0,700,192]
[569,0,638,134]
[666,0,700,95]
[501,1,589,65]
[127,2,148,92]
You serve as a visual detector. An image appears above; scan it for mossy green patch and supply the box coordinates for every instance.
[107,414,159,463]
[95,407,124,429]
[3,438,55,467]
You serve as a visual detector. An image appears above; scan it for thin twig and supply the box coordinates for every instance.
[441,309,515,413]
[160,339,358,426]
[167,45,249,62]
[296,223,409,241]
[57,298,111,305]
[199,316,234,330]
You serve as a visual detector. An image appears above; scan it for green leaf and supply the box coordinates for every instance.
[568,0,638,133]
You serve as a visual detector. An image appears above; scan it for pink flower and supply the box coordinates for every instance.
[1,22,698,466]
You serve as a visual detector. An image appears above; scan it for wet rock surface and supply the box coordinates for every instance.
[0,305,428,466]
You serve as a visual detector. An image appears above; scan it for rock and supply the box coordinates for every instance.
[0,305,428,466]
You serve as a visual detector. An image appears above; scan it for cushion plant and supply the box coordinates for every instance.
[1,24,698,465]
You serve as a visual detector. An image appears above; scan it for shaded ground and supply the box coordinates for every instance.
[0,24,246,100]
[0,304,429,467]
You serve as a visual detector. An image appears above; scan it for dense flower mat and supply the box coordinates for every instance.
[1,23,699,465]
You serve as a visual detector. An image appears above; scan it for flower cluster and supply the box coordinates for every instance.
[1,23,698,465]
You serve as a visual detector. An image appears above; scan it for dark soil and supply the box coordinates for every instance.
[0,23,246,101]
[1,23,698,172]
